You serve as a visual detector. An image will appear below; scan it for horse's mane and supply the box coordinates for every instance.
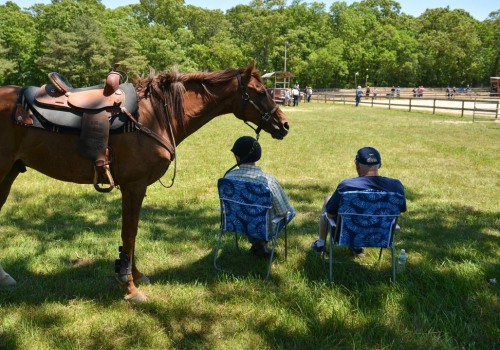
[135,65,262,130]
[135,67,186,130]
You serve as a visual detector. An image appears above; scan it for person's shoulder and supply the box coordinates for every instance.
[379,175,403,183]
[380,176,405,191]
[337,177,360,187]
[261,171,280,183]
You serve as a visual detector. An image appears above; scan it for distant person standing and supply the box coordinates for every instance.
[284,88,291,106]
[292,86,300,106]
[365,86,371,97]
[355,86,363,107]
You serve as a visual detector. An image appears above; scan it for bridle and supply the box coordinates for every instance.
[236,73,280,140]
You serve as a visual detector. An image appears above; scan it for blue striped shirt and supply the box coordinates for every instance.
[225,164,292,218]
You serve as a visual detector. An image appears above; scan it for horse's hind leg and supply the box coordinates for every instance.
[0,160,26,210]
[0,261,16,286]
[0,160,25,286]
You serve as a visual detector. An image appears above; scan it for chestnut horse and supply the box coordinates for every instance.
[0,61,290,301]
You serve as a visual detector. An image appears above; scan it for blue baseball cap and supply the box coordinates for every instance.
[356,147,381,165]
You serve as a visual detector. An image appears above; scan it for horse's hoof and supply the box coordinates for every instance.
[124,291,147,303]
[0,274,17,286]
[134,274,151,285]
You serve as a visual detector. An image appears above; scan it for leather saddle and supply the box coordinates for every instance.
[16,64,139,193]
[22,81,137,130]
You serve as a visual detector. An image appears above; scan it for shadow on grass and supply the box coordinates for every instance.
[1,184,499,348]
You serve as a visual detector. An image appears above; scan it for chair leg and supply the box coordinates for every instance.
[391,244,396,283]
[284,223,288,261]
[378,247,383,263]
[213,230,224,273]
[329,235,333,282]
[264,238,277,281]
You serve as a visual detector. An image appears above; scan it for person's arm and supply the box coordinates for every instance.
[325,188,341,218]
[267,176,292,217]
[399,182,407,213]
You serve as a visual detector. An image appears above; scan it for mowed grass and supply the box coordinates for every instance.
[0,103,498,349]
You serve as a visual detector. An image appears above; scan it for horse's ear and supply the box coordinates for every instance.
[244,60,256,81]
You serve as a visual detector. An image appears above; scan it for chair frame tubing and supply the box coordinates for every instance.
[328,220,399,282]
[213,219,288,280]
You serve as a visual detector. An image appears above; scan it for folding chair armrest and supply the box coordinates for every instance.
[272,209,295,225]
[272,216,286,224]
[326,216,336,228]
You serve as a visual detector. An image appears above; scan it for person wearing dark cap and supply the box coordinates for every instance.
[311,146,406,255]
[226,136,294,258]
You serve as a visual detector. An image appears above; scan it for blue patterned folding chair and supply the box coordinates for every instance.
[214,178,295,280]
[327,190,404,283]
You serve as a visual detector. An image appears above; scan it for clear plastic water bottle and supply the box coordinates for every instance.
[398,249,407,272]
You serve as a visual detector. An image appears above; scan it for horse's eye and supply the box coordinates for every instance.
[258,89,267,96]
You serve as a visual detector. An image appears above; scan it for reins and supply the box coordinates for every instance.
[236,73,279,137]
[121,106,178,188]
[222,73,281,177]
[129,70,281,188]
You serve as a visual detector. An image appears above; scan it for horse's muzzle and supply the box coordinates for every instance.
[271,109,290,139]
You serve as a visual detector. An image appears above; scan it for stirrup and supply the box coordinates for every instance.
[93,163,115,192]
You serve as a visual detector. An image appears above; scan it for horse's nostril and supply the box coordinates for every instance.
[284,122,290,130]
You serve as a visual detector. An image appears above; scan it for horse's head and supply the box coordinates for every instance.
[236,61,290,140]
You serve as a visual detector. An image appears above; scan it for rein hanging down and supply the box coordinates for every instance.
[236,73,279,139]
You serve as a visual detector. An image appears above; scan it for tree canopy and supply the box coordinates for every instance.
[0,0,498,88]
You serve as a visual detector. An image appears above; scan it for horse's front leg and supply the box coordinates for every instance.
[117,182,148,302]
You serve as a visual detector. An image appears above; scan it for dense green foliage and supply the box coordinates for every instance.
[0,0,499,88]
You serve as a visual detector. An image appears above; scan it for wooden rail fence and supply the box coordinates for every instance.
[307,93,499,121]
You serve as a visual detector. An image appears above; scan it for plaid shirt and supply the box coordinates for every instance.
[225,164,292,218]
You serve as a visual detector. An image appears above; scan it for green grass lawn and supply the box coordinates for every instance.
[1,103,498,349]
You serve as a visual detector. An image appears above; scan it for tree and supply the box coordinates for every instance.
[102,6,150,77]
[479,11,500,81]
[306,38,348,88]
[0,38,17,83]
[0,1,37,84]
[417,8,483,86]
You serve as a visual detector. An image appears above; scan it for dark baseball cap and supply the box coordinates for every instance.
[231,136,262,163]
[355,147,381,165]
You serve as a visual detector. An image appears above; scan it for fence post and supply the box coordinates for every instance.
[496,100,499,119]
[461,100,465,117]
[409,98,412,112]
[433,99,436,114]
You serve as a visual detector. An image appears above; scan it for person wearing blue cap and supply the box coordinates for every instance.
[311,146,406,255]
[225,136,294,258]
